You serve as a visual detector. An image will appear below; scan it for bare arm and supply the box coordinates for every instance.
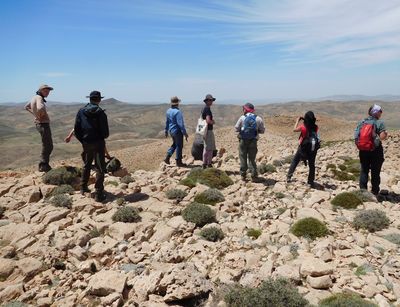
[65,129,75,143]
[379,131,388,141]
[206,115,214,125]
[293,117,302,132]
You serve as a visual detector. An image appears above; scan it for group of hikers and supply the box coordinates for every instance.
[25,84,388,202]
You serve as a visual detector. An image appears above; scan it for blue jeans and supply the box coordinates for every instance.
[167,132,183,160]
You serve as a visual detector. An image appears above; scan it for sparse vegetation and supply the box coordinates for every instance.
[89,227,103,239]
[329,157,360,182]
[200,227,225,242]
[275,192,285,199]
[120,175,134,184]
[224,278,309,307]
[247,228,262,239]
[165,188,188,201]
[106,180,119,187]
[290,217,329,240]
[355,263,374,276]
[258,163,277,174]
[331,192,363,209]
[272,155,294,167]
[47,184,75,198]
[353,210,390,233]
[43,166,81,186]
[383,233,400,246]
[116,197,125,206]
[194,188,225,205]
[327,163,336,170]
[50,194,72,209]
[182,202,216,227]
[289,243,299,259]
[319,292,377,307]
[180,168,233,189]
[112,206,141,223]
[350,190,376,202]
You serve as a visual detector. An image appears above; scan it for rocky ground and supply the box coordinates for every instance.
[0,131,399,307]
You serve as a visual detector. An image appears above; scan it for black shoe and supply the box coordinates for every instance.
[95,192,107,203]
[80,186,91,195]
[308,182,316,189]
[164,155,171,165]
[202,164,207,169]
[207,164,213,168]
[286,177,292,183]
[176,159,187,167]
[39,163,52,172]
[251,176,261,183]
[241,174,247,181]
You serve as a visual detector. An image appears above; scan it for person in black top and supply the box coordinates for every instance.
[202,94,216,168]
[74,91,109,202]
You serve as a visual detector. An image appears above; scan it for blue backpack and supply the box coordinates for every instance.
[240,113,258,139]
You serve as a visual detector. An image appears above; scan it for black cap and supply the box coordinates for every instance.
[86,91,104,99]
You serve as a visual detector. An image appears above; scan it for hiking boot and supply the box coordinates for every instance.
[164,155,171,165]
[308,182,316,189]
[286,177,292,183]
[207,164,213,168]
[80,186,91,195]
[95,192,107,203]
[176,159,187,167]
[202,164,207,169]
[39,163,52,172]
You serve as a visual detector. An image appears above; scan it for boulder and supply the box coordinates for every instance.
[306,275,332,289]
[87,269,127,297]
[108,222,135,241]
[300,257,333,277]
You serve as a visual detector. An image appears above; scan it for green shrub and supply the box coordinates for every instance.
[50,194,72,209]
[116,197,125,206]
[258,163,277,174]
[332,169,356,181]
[290,217,329,240]
[224,278,309,307]
[275,192,285,199]
[179,177,197,188]
[165,189,188,200]
[106,180,119,187]
[355,263,374,276]
[194,188,225,205]
[247,228,262,239]
[353,210,390,232]
[272,155,294,167]
[383,233,400,245]
[327,163,336,170]
[89,227,103,239]
[319,292,377,307]
[120,175,134,184]
[48,184,74,198]
[182,202,216,227]
[112,206,141,223]
[180,167,233,189]
[338,164,347,171]
[43,166,81,186]
[0,206,5,218]
[200,227,224,242]
[350,190,376,202]
[331,192,363,209]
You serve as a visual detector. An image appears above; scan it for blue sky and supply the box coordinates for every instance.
[1,0,399,103]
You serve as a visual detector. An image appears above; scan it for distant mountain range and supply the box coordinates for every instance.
[1,95,399,106]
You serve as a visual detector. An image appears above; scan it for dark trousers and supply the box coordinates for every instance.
[239,139,258,177]
[167,132,183,160]
[287,147,317,184]
[36,123,53,166]
[359,145,384,194]
[81,141,106,193]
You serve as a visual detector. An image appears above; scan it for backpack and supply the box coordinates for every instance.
[300,129,320,157]
[106,157,121,173]
[240,113,257,140]
[355,119,377,151]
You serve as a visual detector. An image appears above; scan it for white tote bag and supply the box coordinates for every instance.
[195,111,208,138]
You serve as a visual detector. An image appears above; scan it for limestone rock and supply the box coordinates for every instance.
[300,257,333,277]
[87,270,127,296]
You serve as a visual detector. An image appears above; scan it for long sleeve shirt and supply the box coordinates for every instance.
[25,94,50,124]
[165,107,187,135]
[234,113,265,139]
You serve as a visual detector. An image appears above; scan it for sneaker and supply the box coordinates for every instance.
[176,160,187,167]
[80,186,91,195]
[95,192,107,203]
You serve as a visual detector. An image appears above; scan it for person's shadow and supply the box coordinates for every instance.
[377,190,400,203]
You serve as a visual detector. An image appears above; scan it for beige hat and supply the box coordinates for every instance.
[39,84,54,91]
[170,96,181,106]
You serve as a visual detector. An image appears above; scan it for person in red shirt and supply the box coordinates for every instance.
[287,111,319,187]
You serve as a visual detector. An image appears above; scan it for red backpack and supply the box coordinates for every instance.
[355,120,376,151]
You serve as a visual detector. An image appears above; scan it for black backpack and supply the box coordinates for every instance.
[300,129,320,158]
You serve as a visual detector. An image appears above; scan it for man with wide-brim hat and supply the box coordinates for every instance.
[164,96,189,167]
[25,84,54,172]
[201,94,216,168]
[74,91,109,202]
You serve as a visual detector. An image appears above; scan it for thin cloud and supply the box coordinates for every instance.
[149,0,400,65]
